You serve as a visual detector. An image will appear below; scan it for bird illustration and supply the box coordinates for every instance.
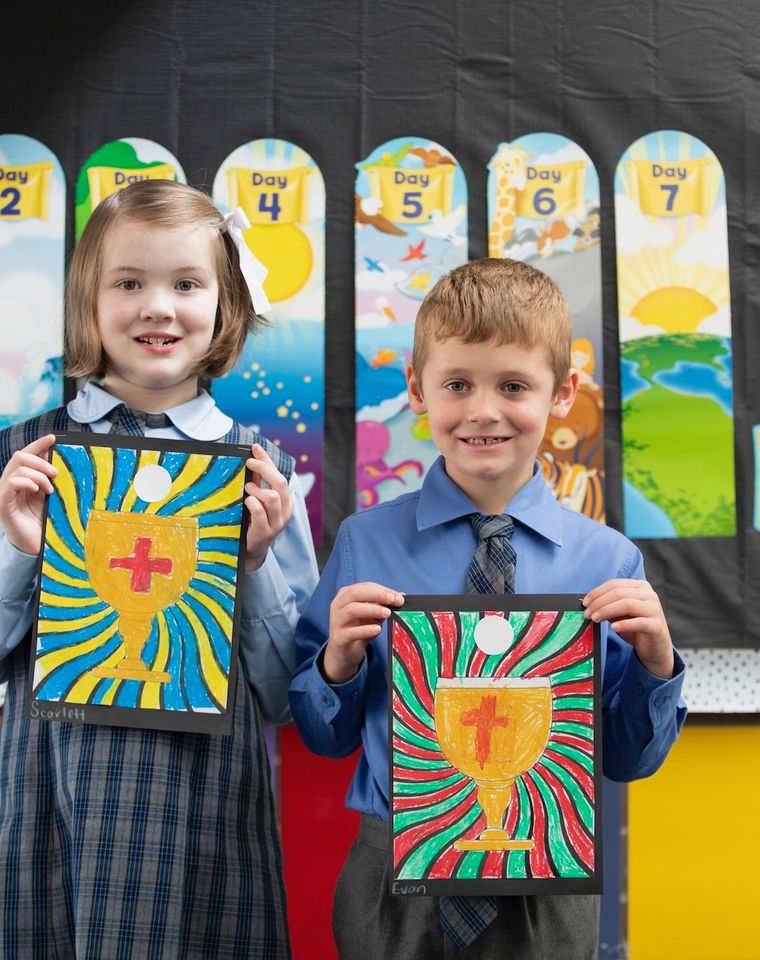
[408,271,432,292]
[355,193,406,236]
[410,147,456,168]
[400,240,427,262]
[418,205,466,246]
[537,220,572,258]
[358,144,414,169]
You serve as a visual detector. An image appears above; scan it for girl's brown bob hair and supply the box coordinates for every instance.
[65,179,265,379]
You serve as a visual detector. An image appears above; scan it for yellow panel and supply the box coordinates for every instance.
[629,725,760,960]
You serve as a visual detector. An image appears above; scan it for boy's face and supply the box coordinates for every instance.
[407,336,577,513]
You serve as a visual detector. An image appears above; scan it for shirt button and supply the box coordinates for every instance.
[321,695,332,707]
[635,684,644,695]
[655,696,670,706]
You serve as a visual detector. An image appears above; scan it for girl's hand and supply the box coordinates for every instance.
[323,582,405,684]
[582,578,675,679]
[243,444,294,572]
[0,434,57,556]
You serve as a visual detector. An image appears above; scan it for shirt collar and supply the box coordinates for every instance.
[67,382,234,441]
[416,456,564,546]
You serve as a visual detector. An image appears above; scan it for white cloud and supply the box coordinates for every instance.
[614,193,672,255]
[0,174,65,243]
[286,289,324,322]
[673,206,729,269]
[356,313,392,329]
[698,305,733,338]
[357,389,409,423]
[0,271,63,351]
[356,267,407,293]
[529,143,590,166]
[0,369,22,410]
[619,313,665,342]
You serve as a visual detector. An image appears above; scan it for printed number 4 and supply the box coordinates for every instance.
[258,192,281,222]
[402,191,423,218]
[660,184,678,212]
[0,187,21,216]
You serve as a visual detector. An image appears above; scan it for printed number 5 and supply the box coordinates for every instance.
[402,191,423,219]
[0,187,21,217]
[660,184,678,212]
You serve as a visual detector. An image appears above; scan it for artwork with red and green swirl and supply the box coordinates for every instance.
[389,596,602,895]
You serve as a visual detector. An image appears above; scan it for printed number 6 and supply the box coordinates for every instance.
[0,187,21,217]
[402,191,423,219]
[533,187,556,216]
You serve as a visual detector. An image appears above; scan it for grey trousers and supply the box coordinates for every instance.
[333,815,600,960]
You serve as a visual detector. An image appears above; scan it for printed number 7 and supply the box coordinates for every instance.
[402,191,423,219]
[660,184,678,212]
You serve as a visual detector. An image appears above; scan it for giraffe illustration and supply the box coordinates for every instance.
[488,144,529,257]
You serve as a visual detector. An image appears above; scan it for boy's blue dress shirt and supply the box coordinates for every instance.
[290,457,686,820]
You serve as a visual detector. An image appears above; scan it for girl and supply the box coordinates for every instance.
[0,179,318,959]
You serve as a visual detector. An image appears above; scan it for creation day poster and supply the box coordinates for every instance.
[615,130,734,539]
[0,134,65,429]
[355,137,468,511]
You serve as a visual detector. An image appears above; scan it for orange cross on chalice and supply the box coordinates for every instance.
[84,510,199,683]
[434,677,552,850]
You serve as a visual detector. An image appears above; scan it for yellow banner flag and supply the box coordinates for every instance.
[0,161,53,220]
[366,165,455,224]
[226,167,313,225]
[626,157,714,217]
[515,161,587,219]
[87,164,177,208]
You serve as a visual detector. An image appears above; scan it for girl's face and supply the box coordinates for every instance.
[96,219,220,409]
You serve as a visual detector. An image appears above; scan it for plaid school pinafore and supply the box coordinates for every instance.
[0,407,292,959]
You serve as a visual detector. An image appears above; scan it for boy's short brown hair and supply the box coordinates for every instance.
[412,258,572,388]
[65,179,263,379]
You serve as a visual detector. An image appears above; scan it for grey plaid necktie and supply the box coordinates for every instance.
[439,513,516,950]
[107,406,171,437]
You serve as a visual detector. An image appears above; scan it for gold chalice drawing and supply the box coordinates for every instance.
[434,677,552,850]
[84,510,199,683]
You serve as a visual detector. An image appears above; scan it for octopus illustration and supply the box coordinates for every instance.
[356,420,424,508]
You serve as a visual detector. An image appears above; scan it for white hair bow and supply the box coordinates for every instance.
[222,207,271,315]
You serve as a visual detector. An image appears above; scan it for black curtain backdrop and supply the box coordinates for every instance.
[3,0,758,648]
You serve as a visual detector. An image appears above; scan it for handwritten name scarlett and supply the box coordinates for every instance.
[30,702,87,722]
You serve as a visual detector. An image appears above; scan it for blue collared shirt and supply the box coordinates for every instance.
[289,457,687,820]
[0,383,319,723]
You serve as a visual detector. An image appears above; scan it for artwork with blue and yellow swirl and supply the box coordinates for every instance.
[31,439,247,727]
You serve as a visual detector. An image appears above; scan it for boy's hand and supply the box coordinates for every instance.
[243,443,294,573]
[582,578,674,679]
[323,582,404,684]
[0,434,57,556]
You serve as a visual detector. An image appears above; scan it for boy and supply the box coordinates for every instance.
[290,258,686,960]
